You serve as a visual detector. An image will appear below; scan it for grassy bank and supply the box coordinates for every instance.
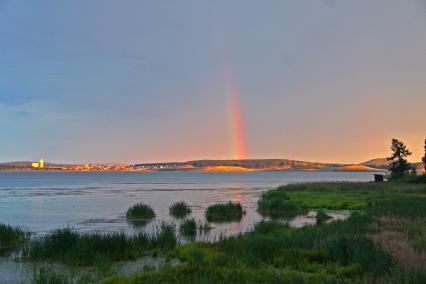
[103,181,426,283]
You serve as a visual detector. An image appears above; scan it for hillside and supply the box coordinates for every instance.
[0,159,392,172]
[136,159,328,171]
[361,158,390,169]
[361,158,425,173]
[136,159,387,172]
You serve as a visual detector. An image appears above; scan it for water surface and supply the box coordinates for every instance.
[0,171,374,237]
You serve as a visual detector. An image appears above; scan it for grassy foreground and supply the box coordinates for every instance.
[103,181,426,283]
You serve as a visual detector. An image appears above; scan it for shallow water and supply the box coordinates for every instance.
[0,171,373,236]
[0,171,375,282]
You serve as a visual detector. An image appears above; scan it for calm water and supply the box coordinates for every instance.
[0,171,375,237]
[0,171,376,283]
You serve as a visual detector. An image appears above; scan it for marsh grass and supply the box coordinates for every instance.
[105,214,393,283]
[205,201,245,223]
[180,219,197,236]
[169,202,191,218]
[31,267,71,284]
[198,223,212,234]
[316,209,332,225]
[0,223,27,254]
[126,203,155,224]
[103,182,426,283]
[23,224,177,266]
[257,198,306,219]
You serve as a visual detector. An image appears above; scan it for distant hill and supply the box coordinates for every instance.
[0,158,394,172]
[136,159,385,172]
[136,159,328,171]
[361,158,425,173]
[361,158,390,169]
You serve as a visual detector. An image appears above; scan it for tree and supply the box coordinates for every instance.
[387,138,412,178]
[423,139,426,172]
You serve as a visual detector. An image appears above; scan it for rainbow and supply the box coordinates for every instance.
[225,63,247,160]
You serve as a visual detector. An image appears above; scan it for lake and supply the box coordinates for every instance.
[0,171,375,238]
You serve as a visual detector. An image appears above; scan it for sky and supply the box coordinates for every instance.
[0,0,425,164]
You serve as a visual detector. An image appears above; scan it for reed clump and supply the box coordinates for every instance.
[126,203,155,223]
[169,201,191,218]
[205,201,245,222]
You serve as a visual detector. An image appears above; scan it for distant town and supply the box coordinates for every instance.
[2,158,424,173]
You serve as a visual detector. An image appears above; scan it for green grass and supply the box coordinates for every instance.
[205,201,245,223]
[169,202,192,218]
[23,224,177,266]
[272,182,426,210]
[103,214,393,283]
[257,190,307,219]
[102,181,426,283]
[180,219,197,236]
[31,267,71,284]
[0,223,27,254]
[390,173,426,184]
[126,203,155,224]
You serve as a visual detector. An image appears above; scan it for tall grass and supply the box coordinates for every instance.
[180,219,197,236]
[31,267,70,284]
[169,201,191,218]
[126,203,155,224]
[102,182,426,283]
[23,224,177,266]
[205,201,245,223]
[0,223,27,254]
[257,198,305,219]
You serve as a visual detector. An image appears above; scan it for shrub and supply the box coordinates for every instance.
[205,202,245,223]
[169,202,192,218]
